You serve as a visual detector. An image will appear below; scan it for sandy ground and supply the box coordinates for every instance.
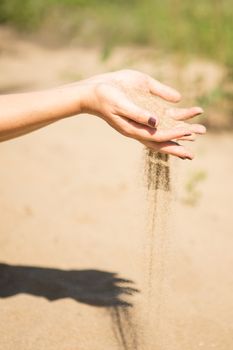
[0,27,233,349]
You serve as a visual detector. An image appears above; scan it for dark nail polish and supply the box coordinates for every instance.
[148,117,157,127]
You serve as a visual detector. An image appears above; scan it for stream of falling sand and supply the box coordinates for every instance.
[143,149,172,349]
[110,150,172,350]
[127,88,174,349]
[109,85,175,349]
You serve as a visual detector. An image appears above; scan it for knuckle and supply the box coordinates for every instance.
[120,69,135,74]
[114,100,122,110]
[154,134,163,142]
[133,109,149,124]
[145,74,152,83]
[121,125,133,137]
[95,83,108,97]
[133,114,143,124]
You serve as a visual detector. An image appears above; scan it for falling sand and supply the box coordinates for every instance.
[143,149,172,349]
[130,89,173,349]
[108,85,176,349]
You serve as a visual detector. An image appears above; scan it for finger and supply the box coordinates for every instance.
[148,76,181,103]
[114,92,159,127]
[123,118,196,142]
[177,133,197,141]
[141,140,194,159]
[167,106,204,120]
[187,123,206,135]
[152,127,195,142]
[113,114,205,143]
[173,121,206,135]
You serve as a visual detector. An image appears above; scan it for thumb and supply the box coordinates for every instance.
[115,93,159,128]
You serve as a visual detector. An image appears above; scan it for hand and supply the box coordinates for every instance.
[78,69,206,159]
[139,105,205,159]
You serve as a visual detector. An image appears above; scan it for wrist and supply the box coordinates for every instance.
[52,84,84,118]
[70,80,96,115]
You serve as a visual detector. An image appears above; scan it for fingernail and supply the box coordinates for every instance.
[148,117,157,127]
[200,125,207,133]
[195,107,204,115]
[179,156,192,160]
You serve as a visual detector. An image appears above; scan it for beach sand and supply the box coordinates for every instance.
[0,28,233,349]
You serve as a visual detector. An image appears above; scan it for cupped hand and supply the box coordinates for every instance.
[78,69,206,159]
[140,106,206,159]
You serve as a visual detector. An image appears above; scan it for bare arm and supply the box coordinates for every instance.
[0,86,83,141]
[0,70,206,158]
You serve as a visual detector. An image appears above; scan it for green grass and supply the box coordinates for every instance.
[0,0,233,66]
[183,170,207,206]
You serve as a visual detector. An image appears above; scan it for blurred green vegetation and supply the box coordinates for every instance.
[0,0,233,65]
[183,170,207,206]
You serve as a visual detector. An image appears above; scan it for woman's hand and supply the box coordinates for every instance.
[78,70,206,159]
[0,69,206,154]
[139,106,205,159]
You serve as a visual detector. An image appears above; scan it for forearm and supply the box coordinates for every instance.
[0,84,83,141]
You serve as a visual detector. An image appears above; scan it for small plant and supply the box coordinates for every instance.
[196,84,233,130]
[183,170,207,206]
[197,87,227,109]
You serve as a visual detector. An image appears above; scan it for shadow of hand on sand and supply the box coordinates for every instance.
[0,263,140,350]
[0,263,138,307]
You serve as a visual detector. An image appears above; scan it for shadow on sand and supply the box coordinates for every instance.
[0,263,139,349]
